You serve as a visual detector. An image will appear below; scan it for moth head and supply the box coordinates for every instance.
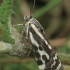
[24,14,32,22]
[24,18,45,38]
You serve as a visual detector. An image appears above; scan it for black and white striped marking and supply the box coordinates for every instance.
[24,18,63,70]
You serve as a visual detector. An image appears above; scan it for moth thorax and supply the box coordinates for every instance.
[24,14,32,22]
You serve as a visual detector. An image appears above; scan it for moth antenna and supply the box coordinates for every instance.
[23,0,30,7]
[24,0,36,10]
[33,0,36,9]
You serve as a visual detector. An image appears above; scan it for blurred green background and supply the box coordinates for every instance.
[0,0,70,70]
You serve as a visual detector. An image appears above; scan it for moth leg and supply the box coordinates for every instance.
[21,30,27,43]
[27,47,32,57]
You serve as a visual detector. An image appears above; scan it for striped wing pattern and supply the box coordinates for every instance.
[24,18,63,70]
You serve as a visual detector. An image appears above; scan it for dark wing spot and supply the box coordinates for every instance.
[35,52,41,59]
[52,58,60,70]
[42,41,53,56]
[44,67,52,70]
[44,67,48,70]
[39,45,43,51]
[45,58,54,69]
[32,45,38,51]
[39,28,45,35]
[40,28,43,32]
[42,55,49,63]
[42,55,47,60]
[37,60,43,65]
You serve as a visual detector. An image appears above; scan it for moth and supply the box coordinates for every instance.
[23,14,63,70]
